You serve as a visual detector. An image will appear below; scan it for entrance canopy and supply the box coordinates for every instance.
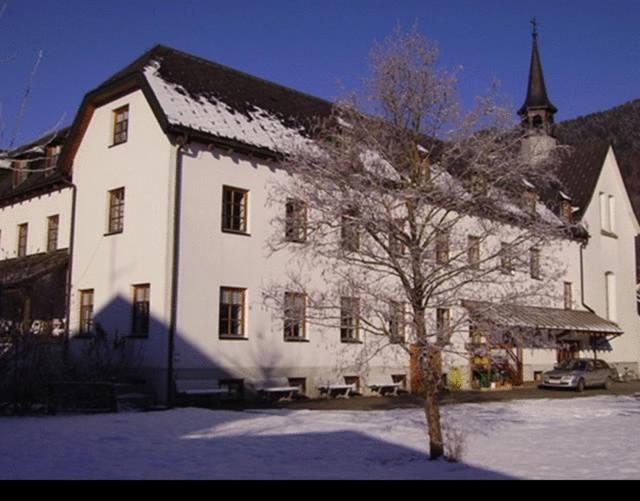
[0,249,69,288]
[462,299,622,351]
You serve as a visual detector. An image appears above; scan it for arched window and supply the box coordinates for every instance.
[605,272,616,322]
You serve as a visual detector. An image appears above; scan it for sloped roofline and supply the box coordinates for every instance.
[58,44,338,172]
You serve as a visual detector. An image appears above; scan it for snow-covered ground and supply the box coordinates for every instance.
[1,395,639,479]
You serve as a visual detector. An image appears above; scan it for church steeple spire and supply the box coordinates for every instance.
[518,18,557,132]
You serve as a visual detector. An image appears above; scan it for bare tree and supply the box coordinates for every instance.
[265,27,575,460]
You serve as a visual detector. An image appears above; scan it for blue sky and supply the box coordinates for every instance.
[1,0,638,147]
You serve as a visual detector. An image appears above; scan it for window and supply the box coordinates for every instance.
[17,223,28,257]
[561,200,572,222]
[436,308,450,341]
[389,231,407,258]
[222,186,248,233]
[284,292,306,340]
[219,287,246,338]
[131,284,151,336]
[530,248,541,280]
[218,379,244,398]
[435,230,449,265]
[45,146,60,176]
[500,242,514,274]
[340,296,360,342]
[288,378,307,395]
[599,192,609,232]
[522,190,537,215]
[107,188,125,234]
[112,105,129,145]
[469,321,483,346]
[344,375,361,393]
[12,160,27,187]
[470,174,487,197]
[285,198,307,243]
[341,209,360,252]
[391,374,407,390]
[564,282,572,310]
[47,215,59,252]
[389,301,405,343]
[608,195,616,234]
[79,289,95,335]
[605,272,616,321]
[468,235,481,270]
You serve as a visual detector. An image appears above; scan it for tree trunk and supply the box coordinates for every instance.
[414,307,444,460]
[424,345,444,460]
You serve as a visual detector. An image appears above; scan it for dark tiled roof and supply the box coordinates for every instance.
[0,128,71,207]
[553,139,610,219]
[98,44,333,142]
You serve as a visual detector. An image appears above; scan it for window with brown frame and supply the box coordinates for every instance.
[219,287,246,338]
[564,282,573,310]
[389,301,405,343]
[222,186,248,233]
[47,215,59,252]
[107,188,125,234]
[470,174,488,197]
[131,284,151,336]
[285,198,307,243]
[45,146,60,177]
[522,190,538,215]
[12,160,27,187]
[468,235,481,270]
[113,106,129,145]
[435,230,450,265]
[340,209,360,252]
[284,292,306,340]
[17,223,28,257]
[436,308,450,342]
[500,242,514,274]
[530,248,541,280]
[79,289,94,335]
[561,200,573,222]
[340,296,360,342]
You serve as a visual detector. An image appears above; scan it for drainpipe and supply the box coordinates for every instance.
[62,179,77,364]
[579,242,598,360]
[166,137,187,407]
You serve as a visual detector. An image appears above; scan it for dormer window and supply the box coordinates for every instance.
[113,105,129,145]
[470,174,488,197]
[522,190,537,216]
[45,146,61,177]
[561,200,572,223]
[12,160,27,187]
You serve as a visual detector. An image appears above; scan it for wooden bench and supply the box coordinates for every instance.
[175,379,230,406]
[317,384,355,399]
[367,382,402,396]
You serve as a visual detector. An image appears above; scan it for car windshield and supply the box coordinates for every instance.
[557,359,588,371]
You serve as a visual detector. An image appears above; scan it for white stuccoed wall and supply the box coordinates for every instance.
[173,143,409,396]
[0,188,73,259]
[69,90,176,398]
[580,146,640,372]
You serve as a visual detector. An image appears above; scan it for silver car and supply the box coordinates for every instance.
[541,358,615,392]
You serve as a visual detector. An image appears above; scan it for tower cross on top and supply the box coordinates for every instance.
[530,17,539,36]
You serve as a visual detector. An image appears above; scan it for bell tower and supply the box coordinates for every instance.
[519,18,558,162]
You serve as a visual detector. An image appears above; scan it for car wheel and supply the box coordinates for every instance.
[603,377,611,390]
[576,379,585,393]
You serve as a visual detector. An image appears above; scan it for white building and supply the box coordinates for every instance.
[1,34,638,403]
